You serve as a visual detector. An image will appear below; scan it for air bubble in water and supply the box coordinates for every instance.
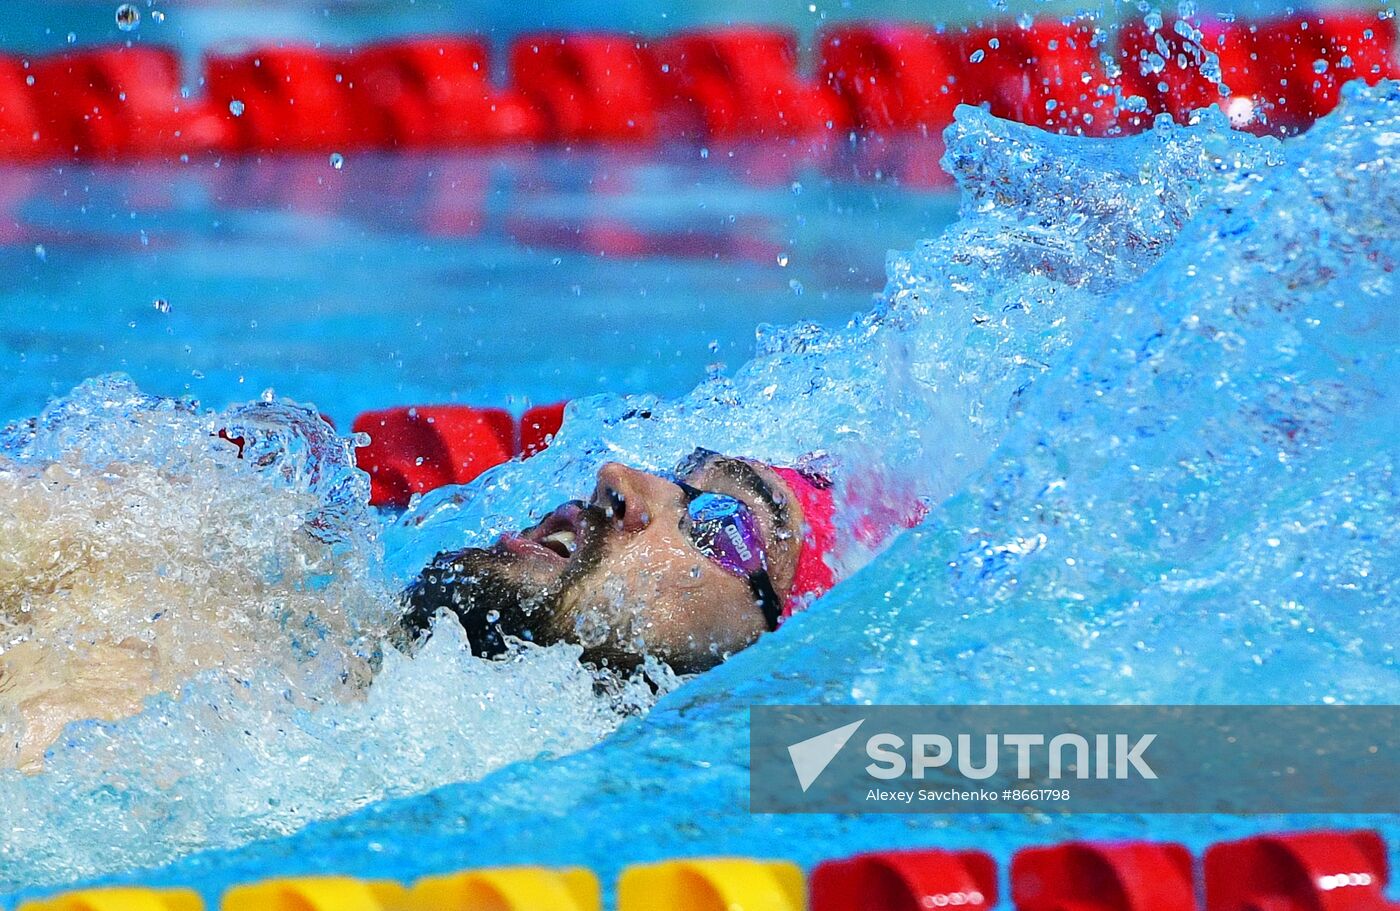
[229,99,245,117]
[115,4,140,31]
[152,298,170,313]
[1313,59,1329,74]
[970,49,986,64]
[329,152,345,170]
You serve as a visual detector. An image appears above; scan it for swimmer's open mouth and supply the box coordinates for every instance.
[501,500,593,563]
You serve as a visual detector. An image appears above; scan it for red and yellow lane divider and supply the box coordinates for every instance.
[0,13,1393,160]
[15,828,1400,910]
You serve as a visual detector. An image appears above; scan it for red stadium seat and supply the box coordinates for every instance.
[346,37,544,148]
[1205,830,1398,911]
[352,405,515,508]
[511,33,660,141]
[810,848,997,911]
[819,24,963,134]
[655,27,848,138]
[1012,840,1198,911]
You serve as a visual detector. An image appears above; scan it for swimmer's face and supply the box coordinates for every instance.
[401,451,804,673]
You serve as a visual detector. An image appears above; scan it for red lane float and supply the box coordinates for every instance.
[31,47,225,156]
[510,33,659,142]
[352,401,568,507]
[521,401,568,458]
[1118,18,1266,130]
[656,27,847,138]
[352,405,515,508]
[994,21,1114,136]
[809,848,997,911]
[0,56,41,158]
[1263,12,1398,122]
[1118,13,1396,132]
[1205,829,1398,911]
[3,12,1391,160]
[205,46,356,151]
[1011,840,1198,911]
[819,24,963,135]
[346,37,544,148]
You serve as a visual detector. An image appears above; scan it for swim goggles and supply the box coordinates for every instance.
[677,482,782,631]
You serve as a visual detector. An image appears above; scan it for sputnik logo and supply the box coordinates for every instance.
[787,719,865,792]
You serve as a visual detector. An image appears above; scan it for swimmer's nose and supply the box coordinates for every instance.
[593,462,673,535]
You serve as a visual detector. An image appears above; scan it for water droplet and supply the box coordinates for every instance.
[66,32,77,44]
[776,253,789,267]
[228,99,245,117]
[25,75,34,86]
[970,49,986,64]
[1312,59,1328,74]
[1017,11,1034,28]
[486,609,501,624]
[989,37,1000,49]
[789,278,804,296]
[33,244,46,261]
[115,4,140,31]
[152,298,169,313]
[150,9,164,23]
[329,152,344,170]
[789,180,802,195]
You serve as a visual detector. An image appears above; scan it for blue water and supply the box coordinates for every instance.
[2,79,1398,906]
[0,142,956,428]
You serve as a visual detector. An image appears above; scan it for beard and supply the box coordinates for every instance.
[397,503,613,660]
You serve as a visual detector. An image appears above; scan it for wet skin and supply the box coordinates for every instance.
[402,451,806,673]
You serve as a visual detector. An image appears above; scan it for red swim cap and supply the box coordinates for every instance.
[770,466,837,621]
[768,464,928,621]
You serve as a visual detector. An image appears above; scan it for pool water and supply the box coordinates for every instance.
[0,139,958,428]
[2,78,1398,905]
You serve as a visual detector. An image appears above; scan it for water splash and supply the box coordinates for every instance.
[132,79,1390,897]
[2,81,1397,897]
[0,378,672,884]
